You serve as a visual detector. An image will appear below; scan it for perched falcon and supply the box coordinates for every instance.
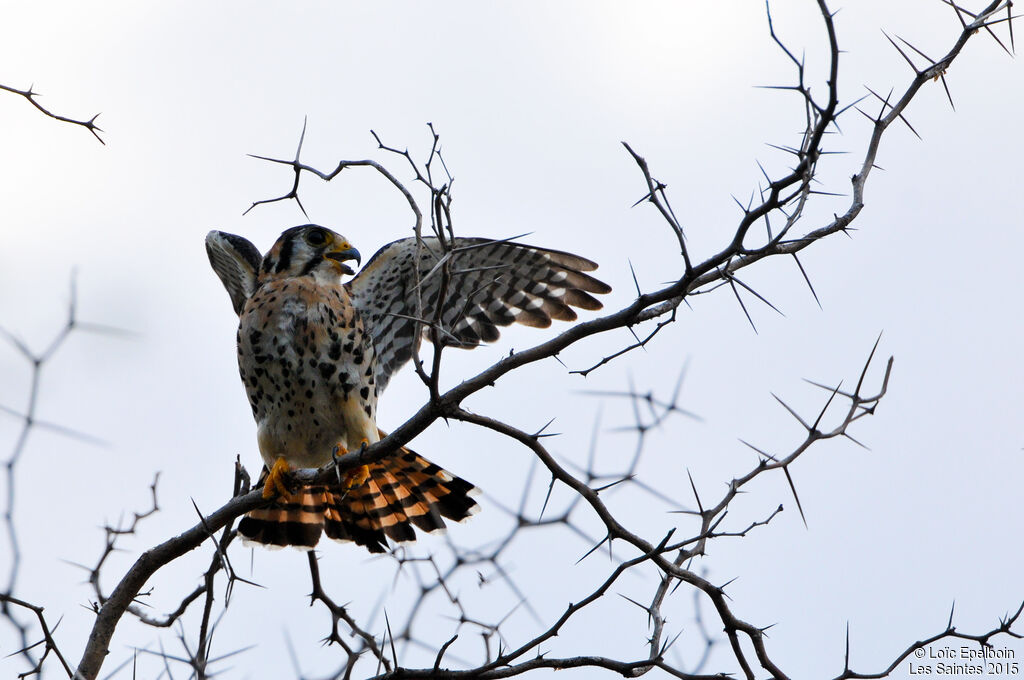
[206,225,610,551]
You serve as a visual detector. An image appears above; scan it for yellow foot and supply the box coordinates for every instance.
[262,457,292,500]
[342,440,370,489]
[344,464,370,489]
[333,439,370,489]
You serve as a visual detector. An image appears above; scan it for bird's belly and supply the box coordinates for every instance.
[237,284,378,470]
[253,391,355,468]
[246,354,376,468]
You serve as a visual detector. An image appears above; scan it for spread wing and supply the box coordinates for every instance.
[345,236,611,393]
[206,230,263,315]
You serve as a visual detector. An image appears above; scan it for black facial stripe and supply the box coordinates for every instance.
[275,234,295,273]
[299,253,323,277]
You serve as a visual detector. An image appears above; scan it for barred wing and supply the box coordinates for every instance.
[346,237,611,393]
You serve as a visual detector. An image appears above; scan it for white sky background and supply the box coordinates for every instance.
[1,1,1022,678]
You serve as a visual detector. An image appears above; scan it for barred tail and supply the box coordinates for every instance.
[238,436,478,552]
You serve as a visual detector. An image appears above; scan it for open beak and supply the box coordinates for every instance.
[325,245,362,276]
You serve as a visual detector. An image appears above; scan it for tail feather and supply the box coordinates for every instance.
[365,471,417,543]
[387,468,446,533]
[323,482,388,552]
[238,437,478,552]
[241,486,327,549]
[390,450,479,523]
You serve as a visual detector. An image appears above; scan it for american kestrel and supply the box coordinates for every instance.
[206,225,610,551]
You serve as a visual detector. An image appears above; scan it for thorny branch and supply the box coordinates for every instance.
[0,277,126,677]
[0,83,104,144]
[2,1,1019,679]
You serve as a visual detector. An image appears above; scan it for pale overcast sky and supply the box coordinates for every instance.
[1,2,1022,678]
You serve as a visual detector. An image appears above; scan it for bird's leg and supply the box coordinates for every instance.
[262,457,293,500]
[343,439,371,489]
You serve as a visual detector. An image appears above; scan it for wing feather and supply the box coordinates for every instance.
[205,230,262,315]
[346,236,610,392]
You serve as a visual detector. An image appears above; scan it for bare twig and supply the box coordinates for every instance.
[0,82,104,143]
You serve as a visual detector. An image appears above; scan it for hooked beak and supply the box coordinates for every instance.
[325,245,362,276]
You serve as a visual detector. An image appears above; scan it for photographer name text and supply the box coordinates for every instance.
[910,646,1017,676]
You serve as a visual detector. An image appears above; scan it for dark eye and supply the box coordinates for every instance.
[305,228,328,247]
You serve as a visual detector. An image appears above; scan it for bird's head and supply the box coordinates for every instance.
[261,225,362,282]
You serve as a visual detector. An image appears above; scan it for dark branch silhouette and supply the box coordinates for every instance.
[2,2,1020,679]
[0,83,104,143]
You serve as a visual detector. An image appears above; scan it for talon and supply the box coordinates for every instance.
[331,444,349,485]
[263,457,292,500]
[344,464,370,489]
